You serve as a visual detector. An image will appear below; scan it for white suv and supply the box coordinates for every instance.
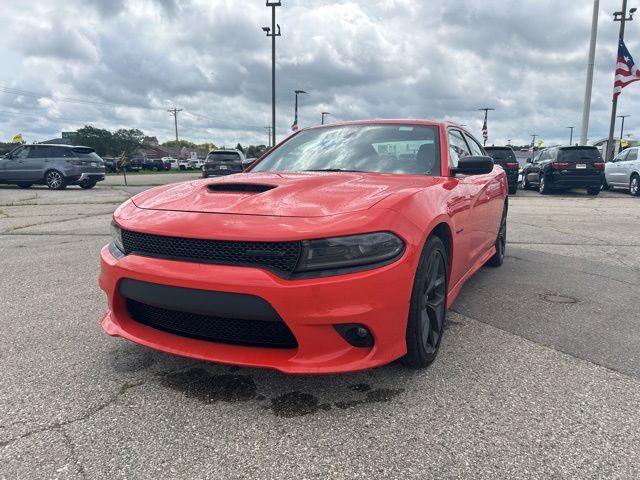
[604,147,640,196]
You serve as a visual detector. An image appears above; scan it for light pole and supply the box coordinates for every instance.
[567,126,575,145]
[580,0,600,145]
[321,111,331,125]
[293,90,307,131]
[618,114,630,146]
[262,1,281,148]
[478,107,495,146]
[507,139,512,145]
[605,1,635,161]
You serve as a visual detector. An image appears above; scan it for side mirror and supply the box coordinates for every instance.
[526,158,532,163]
[4,152,12,159]
[451,156,494,176]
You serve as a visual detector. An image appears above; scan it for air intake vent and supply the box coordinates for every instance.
[207,183,276,193]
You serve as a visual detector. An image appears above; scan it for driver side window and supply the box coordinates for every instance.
[448,130,471,167]
[13,146,30,159]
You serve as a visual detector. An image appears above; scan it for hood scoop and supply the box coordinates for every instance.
[207,183,277,194]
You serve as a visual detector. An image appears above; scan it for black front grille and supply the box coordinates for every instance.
[121,230,301,274]
[126,299,297,349]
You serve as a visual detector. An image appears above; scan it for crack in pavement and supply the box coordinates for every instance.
[59,426,87,480]
[0,364,201,449]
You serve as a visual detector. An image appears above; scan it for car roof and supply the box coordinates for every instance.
[26,144,94,150]
[484,146,513,151]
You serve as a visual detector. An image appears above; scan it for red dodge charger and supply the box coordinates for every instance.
[99,120,507,373]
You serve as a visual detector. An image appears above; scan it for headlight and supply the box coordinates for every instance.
[295,232,404,273]
[110,221,125,253]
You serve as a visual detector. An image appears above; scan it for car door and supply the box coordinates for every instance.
[462,131,503,258]
[2,146,31,180]
[25,145,51,181]
[607,149,627,186]
[446,128,483,275]
[621,148,637,186]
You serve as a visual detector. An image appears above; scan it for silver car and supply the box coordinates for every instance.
[604,147,640,196]
[0,144,106,190]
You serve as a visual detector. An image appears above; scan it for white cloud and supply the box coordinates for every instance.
[0,0,638,147]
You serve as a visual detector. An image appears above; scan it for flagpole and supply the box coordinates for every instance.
[580,0,599,146]
[478,107,494,146]
[606,0,629,162]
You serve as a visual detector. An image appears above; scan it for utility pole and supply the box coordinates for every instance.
[263,1,281,148]
[618,114,630,144]
[530,134,539,158]
[507,139,512,145]
[321,111,331,125]
[580,0,600,146]
[606,0,635,161]
[567,126,575,145]
[167,108,182,143]
[478,107,495,146]
[264,126,272,147]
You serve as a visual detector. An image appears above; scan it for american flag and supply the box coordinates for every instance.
[291,120,298,132]
[614,38,640,98]
[482,117,488,143]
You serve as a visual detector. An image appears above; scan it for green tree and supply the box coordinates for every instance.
[75,126,113,156]
[113,129,145,157]
[235,143,244,153]
[161,139,197,148]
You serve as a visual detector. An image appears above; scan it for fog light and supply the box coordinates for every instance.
[334,324,374,348]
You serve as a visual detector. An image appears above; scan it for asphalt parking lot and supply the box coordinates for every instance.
[1,174,639,479]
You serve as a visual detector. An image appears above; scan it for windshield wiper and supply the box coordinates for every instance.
[304,168,366,173]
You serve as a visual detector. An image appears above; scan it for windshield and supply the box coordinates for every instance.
[252,124,441,175]
[208,152,241,162]
[558,148,601,162]
[485,149,516,161]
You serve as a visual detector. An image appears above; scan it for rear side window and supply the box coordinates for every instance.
[626,149,637,161]
[486,149,516,161]
[71,147,101,161]
[558,148,601,162]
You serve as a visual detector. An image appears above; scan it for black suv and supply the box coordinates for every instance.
[143,158,166,171]
[1,144,105,190]
[202,150,244,178]
[484,146,519,194]
[522,146,604,195]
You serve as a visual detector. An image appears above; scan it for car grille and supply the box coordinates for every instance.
[121,230,302,274]
[126,299,298,349]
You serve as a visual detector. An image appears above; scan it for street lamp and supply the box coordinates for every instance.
[263,1,281,148]
[567,126,575,145]
[605,0,635,161]
[618,114,630,147]
[321,111,331,125]
[293,90,307,131]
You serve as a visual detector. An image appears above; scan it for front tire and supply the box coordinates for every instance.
[17,183,33,189]
[45,170,67,190]
[587,187,600,196]
[630,175,640,196]
[508,184,517,195]
[402,235,448,368]
[522,174,531,190]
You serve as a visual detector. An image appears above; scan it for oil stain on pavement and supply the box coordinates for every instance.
[159,368,405,418]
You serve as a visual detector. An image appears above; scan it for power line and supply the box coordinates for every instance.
[0,85,166,111]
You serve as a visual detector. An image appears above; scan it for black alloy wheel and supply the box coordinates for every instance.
[45,170,66,190]
[486,203,507,267]
[403,235,448,368]
[630,175,640,196]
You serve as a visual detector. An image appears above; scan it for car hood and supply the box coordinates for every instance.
[131,172,434,217]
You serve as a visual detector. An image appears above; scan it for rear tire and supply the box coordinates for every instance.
[486,203,507,267]
[630,175,640,196]
[17,183,33,189]
[45,170,67,190]
[539,174,550,195]
[522,175,531,190]
[508,185,517,195]
[80,181,96,189]
[587,187,600,196]
[402,235,448,368]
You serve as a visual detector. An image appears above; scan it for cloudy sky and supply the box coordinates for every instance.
[1,0,639,147]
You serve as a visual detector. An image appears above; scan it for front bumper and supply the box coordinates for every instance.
[99,241,417,374]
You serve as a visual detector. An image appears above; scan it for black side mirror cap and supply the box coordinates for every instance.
[451,156,494,176]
